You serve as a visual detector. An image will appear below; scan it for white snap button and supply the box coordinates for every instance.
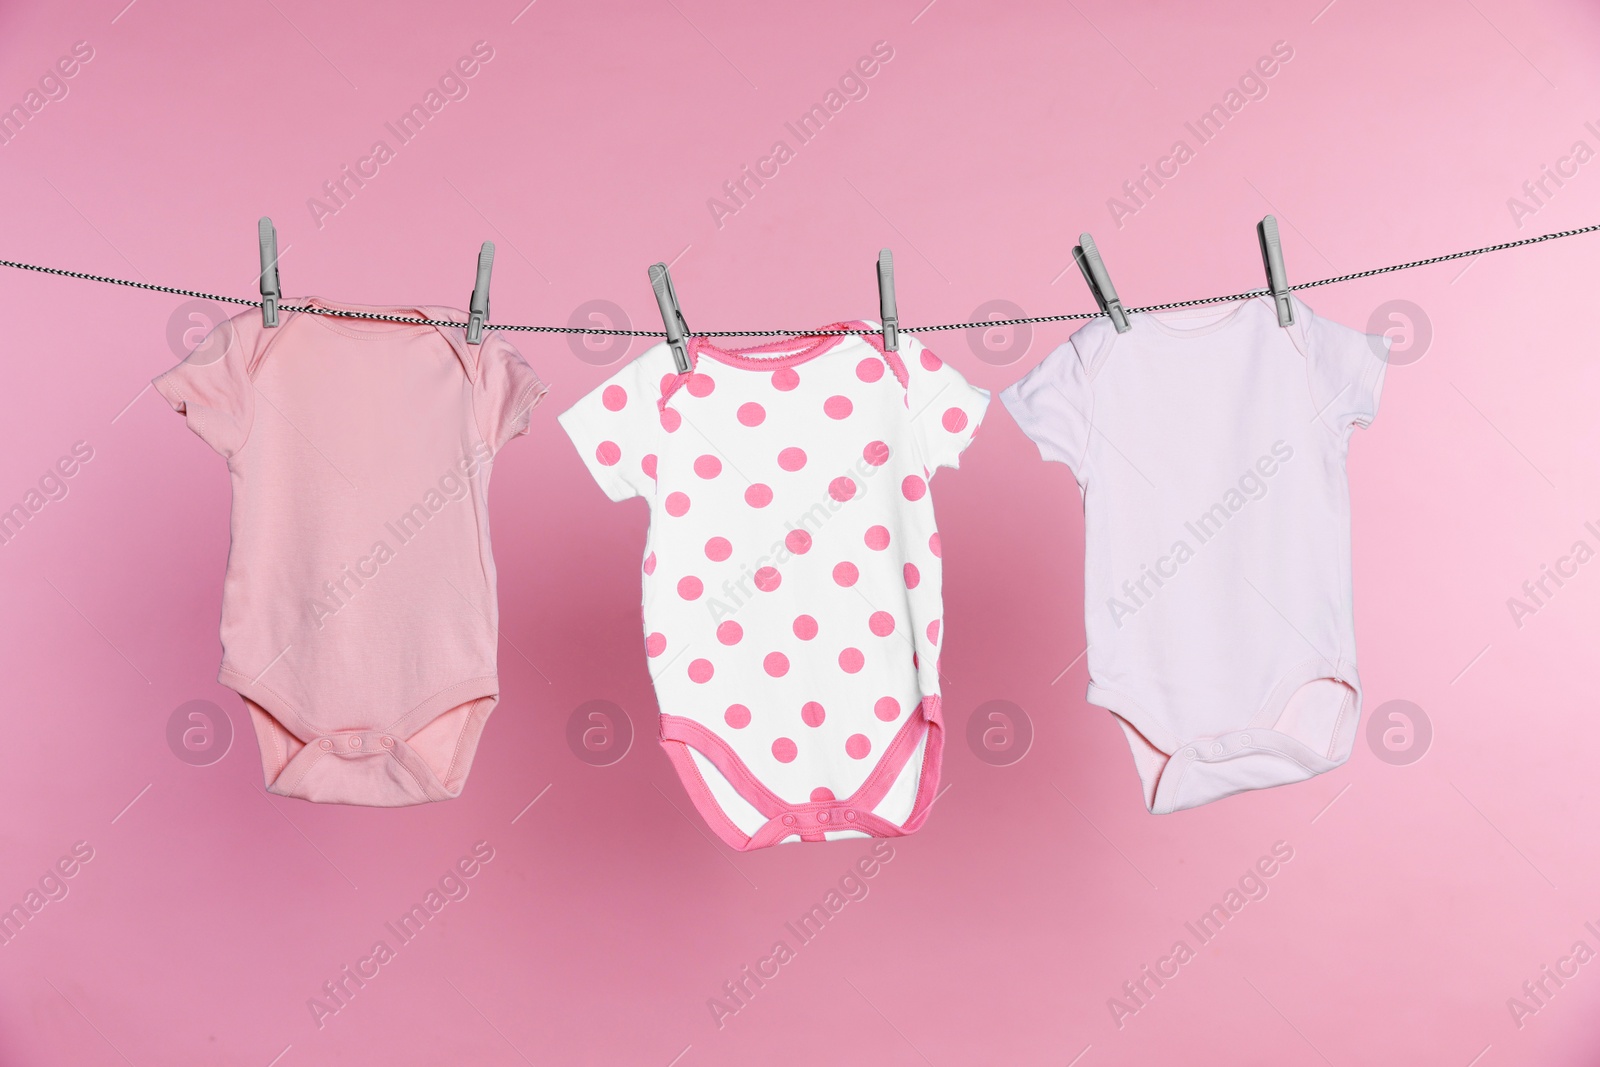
[1183,748,1197,759]
[1211,742,1223,754]
[1240,734,1252,745]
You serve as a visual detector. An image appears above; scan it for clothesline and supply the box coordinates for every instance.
[3,221,1598,338]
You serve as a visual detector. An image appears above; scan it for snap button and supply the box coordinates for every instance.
[844,810,857,821]
[1183,747,1197,759]
[380,735,394,748]
[817,811,831,823]
[782,814,796,826]
[349,736,362,749]
[1239,734,1252,745]
[1211,742,1223,754]
[319,738,333,750]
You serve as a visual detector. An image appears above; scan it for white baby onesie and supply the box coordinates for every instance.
[1002,295,1388,813]
[560,324,988,848]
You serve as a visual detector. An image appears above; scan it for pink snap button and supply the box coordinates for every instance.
[349,736,362,749]
[817,811,831,823]
[380,736,394,748]
[844,810,857,821]
[319,738,333,750]
[782,814,796,826]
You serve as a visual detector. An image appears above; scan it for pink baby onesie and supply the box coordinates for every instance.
[155,298,546,806]
[1002,296,1388,813]
[560,324,988,849]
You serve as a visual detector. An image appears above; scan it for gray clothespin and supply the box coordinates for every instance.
[258,217,280,328]
[1257,215,1294,327]
[648,263,692,373]
[1073,233,1130,333]
[466,241,495,344]
[876,248,899,351]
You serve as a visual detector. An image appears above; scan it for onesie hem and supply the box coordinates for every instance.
[657,696,944,851]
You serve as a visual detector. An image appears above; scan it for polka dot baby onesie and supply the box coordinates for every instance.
[560,324,988,849]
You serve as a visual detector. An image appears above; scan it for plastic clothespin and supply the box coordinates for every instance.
[648,263,692,374]
[1073,232,1130,333]
[876,248,899,351]
[258,217,280,328]
[1257,215,1294,327]
[466,241,495,344]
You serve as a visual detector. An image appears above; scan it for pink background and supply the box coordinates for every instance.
[3,0,1600,1063]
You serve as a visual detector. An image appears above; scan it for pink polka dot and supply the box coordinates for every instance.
[772,367,800,391]
[665,491,690,516]
[902,474,927,501]
[737,402,766,426]
[677,576,703,600]
[942,407,969,433]
[686,373,715,397]
[793,614,818,640]
[688,658,714,683]
[829,476,857,502]
[865,525,891,551]
[745,483,773,508]
[595,441,621,466]
[903,562,920,588]
[725,704,751,729]
[694,454,722,479]
[833,561,858,587]
[810,786,836,802]
[838,647,865,673]
[856,357,884,382]
[645,632,666,657]
[660,408,681,432]
[660,373,678,394]
[929,532,942,557]
[754,566,782,592]
[824,395,853,419]
[785,529,812,554]
[869,611,895,637]
[642,454,658,480]
[801,701,826,727]
[845,734,872,759]
[764,652,790,677]
[772,737,798,763]
[705,537,732,561]
[874,696,901,722]
[643,552,657,575]
[602,385,627,411]
[921,349,943,371]
[927,619,941,644]
[863,440,890,466]
[717,620,743,645]
[778,447,807,472]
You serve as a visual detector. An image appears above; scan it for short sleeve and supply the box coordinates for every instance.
[1000,323,1105,474]
[1298,298,1388,434]
[901,335,989,471]
[151,308,258,458]
[557,343,671,502]
[473,332,548,452]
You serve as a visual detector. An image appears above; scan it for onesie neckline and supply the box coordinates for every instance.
[688,326,856,370]
[297,296,443,340]
[1139,296,1264,339]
